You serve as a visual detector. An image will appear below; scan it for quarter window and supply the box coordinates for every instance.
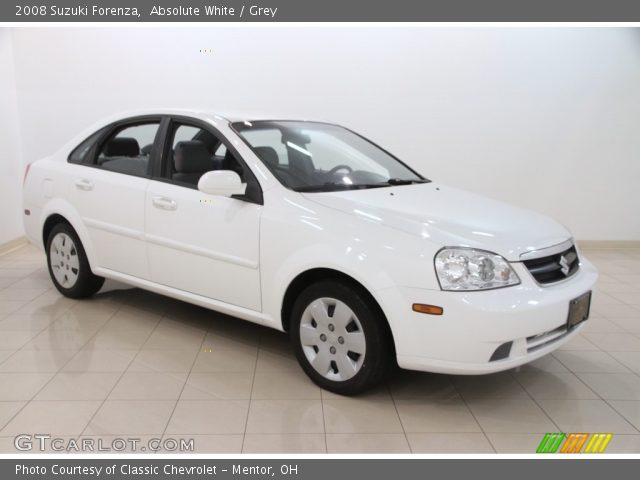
[68,129,105,165]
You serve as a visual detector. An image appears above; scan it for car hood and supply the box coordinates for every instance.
[302,183,572,261]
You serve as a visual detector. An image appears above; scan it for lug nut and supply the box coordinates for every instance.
[338,336,345,344]
[320,334,327,342]
[330,346,337,354]
[328,324,335,332]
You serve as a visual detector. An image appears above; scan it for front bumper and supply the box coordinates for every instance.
[378,257,598,375]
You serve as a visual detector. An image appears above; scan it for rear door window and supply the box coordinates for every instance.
[96,122,160,177]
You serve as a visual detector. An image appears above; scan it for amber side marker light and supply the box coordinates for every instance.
[412,304,444,315]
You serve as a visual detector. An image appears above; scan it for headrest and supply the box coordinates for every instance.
[104,137,140,157]
[173,141,211,173]
[254,146,279,168]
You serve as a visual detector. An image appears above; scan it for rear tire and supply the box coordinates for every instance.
[46,223,104,299]
[290,280,393,395]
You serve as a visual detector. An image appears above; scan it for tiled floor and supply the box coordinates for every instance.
[0,244,640,453]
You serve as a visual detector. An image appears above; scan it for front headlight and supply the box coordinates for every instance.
[434,248,520,291]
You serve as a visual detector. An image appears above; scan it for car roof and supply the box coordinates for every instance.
[56,109,334,159]
[102,108,329,124]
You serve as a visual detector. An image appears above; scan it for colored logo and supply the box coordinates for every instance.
[536,433,612,453]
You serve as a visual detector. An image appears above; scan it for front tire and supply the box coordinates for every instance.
[46,223,104,299]
[290,280,393,395]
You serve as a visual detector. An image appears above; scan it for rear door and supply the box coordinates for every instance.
[68,116,163,279]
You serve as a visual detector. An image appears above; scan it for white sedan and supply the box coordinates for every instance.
[23,109,598,394]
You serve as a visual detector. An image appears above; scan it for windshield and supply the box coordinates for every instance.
[231,121,427,192]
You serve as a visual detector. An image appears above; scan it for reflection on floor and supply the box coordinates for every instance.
[1,244,640,453]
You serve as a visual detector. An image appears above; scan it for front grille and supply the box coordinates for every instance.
[523,245,579,285]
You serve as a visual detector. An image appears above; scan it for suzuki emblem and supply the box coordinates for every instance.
[559,255,570,276]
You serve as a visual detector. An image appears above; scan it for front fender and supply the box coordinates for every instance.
[259,191,441,334]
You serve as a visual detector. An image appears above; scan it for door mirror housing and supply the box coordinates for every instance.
[198,170,247,197]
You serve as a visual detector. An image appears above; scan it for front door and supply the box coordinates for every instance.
[144,119,263,311]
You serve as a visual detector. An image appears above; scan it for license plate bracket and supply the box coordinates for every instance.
[567,291,591,330]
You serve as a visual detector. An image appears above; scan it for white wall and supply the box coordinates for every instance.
[0,29,24,245]
[4,27,640,241]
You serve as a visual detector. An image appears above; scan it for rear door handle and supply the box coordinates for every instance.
[152,196,177,211]
[74,179,94,191]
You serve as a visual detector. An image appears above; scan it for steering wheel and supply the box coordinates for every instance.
[328,165,353,175]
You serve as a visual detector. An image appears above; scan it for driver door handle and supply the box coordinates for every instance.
[152,196,178,211]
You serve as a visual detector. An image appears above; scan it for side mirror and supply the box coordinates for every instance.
[198,170,247,197]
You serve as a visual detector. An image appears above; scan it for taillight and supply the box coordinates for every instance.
[23,163,31,185]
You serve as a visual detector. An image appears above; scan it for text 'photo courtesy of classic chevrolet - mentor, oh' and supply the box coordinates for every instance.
[22,109,598,395]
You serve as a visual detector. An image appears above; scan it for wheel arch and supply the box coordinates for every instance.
[280,267,397,355]
[40,205,98,271]
[42,213,72,247]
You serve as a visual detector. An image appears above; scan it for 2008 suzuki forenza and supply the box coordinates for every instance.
[23,109,598,394]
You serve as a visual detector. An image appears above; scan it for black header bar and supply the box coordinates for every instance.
[3,0,640,22]
[4,458,640,480]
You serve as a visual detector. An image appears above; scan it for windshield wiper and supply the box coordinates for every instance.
[293,179,428,193]
[293,182,387,193]
[385,178,429,185]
